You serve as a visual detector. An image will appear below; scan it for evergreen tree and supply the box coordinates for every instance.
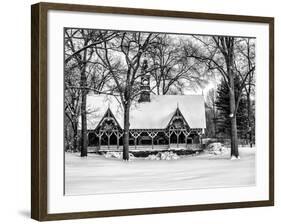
[215,78,248,140]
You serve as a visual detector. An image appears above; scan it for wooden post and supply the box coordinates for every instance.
[113,130,119,151]
[131,131,141,151]
[117,133,119,150]
[174,130,180,148]
[117,131,123,151]
[165,131,171,149]
[105,131,113,151]
[133,132,137,150]
[148,131,157,150]
[97,132,102,151]
[168,135,170,148]
[107,135,110,150]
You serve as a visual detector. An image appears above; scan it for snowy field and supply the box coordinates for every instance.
[65,147,255,195]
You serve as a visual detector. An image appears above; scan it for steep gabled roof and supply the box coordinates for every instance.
[95,108,122,130]
[166,107,190,129]
[80,93,206,130]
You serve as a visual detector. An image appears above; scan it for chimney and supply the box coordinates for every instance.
[138,59,150,103]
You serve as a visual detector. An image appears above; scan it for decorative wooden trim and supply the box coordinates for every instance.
[166,107,190,130]
[31,2,274,221]
[95,108,122,131]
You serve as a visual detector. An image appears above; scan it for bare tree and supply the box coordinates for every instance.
[205,89,219,138]
[96,32,158,160]
[184,36,255,158]
[235,38,256,147]
[64,28,118,157]
[64,62,81,151]
[148,35,207,95]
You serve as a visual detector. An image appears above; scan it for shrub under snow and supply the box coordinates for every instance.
[104,151,135,159]
[205,142,228,155]
[145,151,180,160]
[103,150,198,160]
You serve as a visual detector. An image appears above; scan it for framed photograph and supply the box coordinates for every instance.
[31,2,274,221]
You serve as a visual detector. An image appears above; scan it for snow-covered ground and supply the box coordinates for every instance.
[65,147,255,195]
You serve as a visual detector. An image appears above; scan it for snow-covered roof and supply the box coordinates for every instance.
[81,93,206,130]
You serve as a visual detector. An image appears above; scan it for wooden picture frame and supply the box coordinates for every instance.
[31,2,274,221]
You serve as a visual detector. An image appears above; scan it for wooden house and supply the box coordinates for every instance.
[83,93,206,152]
[80,60,206,152]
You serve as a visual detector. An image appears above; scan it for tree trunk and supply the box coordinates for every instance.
[229,76,239,158]
[247,89,253,148]
[213,102,217,138]
[80,66,88,157]
[64,125,69,151]
[73,121,78,152]
[157,85,160,95]
[123,103,130,160]
[213,118,217,138]
[246,39,253,148]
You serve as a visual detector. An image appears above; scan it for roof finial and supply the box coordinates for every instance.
[177,102,179,109]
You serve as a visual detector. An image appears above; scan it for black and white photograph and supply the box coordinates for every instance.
[64,28,256,196]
